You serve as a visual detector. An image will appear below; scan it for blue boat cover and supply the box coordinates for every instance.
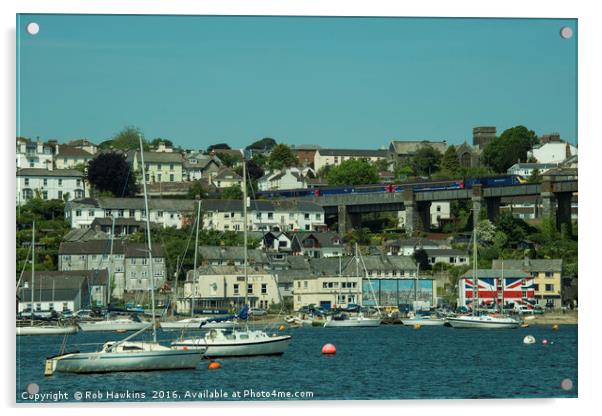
[199,305,249,327]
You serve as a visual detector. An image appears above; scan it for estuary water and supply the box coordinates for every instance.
[16,324,577,402]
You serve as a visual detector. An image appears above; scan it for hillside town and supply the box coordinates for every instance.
[15,125,578,318]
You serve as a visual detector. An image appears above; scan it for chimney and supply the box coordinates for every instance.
[565,143,572,159]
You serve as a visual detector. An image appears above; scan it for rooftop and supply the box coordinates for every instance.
[317,148,390,158]
[17,168,83,178]
[492,259,562,272]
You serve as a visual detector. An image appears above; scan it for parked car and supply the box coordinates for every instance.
[515,305,534,315]
[249,308,267,316]
[533,305,545,314]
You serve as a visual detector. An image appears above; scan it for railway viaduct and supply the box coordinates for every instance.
[294,176,577,235]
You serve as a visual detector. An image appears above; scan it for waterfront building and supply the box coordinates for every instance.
[17,168,88,205]
[507,162,559,177]
[18,270,108,313]
[313,148,390,172]
[458,269,535,309]
[210,167,243,189]
[492,259,563,309]
[180,265,280,312]
[58,239,166,295]
[257,167,316,191]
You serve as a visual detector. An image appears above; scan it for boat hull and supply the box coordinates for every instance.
[173,335,292,357]
[17,325,78,336]
[78,321,150,332]
[400,318,446,326]
[447,317,520,329]
[48,349,202,374]
[160,320,236,330]
[323,318,381,327]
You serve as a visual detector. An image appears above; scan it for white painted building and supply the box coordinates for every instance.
[65,197,196,229]
[211,168,243,189]
[202,199,325,232]
[507,163,559,177]
[425,249,469,266]
[528,142,577,164]
[54,145,94,169]
[16,138,54,170]
[398,201,451,229]
[313,148,390,172]
[182,265,280,311]
[17,168,88,205]
[257,167,316,191]
[384,237,446,256]
[128,151,185,183]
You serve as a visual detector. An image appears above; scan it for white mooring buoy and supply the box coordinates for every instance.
[523,335,536,344]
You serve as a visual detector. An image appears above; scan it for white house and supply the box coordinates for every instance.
[384,237,446,256]
[424,249,469,266]
[54,145,94,170]
[66,138,98,155]
[211,167,243,189]
[507,163,559,177]
[16,138,54,170]
[313,148,390,172]
[528,141,577,164]
[17,168,88,205]
[183,153,222,181]
[398,201,451,229]
[128,151,185,183]
[291,232,344,258]
[65,197,196,229]
[257,167,316,191]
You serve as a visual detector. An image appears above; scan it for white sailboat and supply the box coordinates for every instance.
[44,136,204,375]
[447,211,520,330]
[17,221,79,336]
[160,200,236,331]
[78,317,149,332]
[324,245,382,327]
[171,155,291,357]
[400,263,446,326]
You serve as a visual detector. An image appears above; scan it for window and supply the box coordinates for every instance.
[118,209,124,217]
[305,224,310,231]
[267,212,274,220]
[58,179,62,186]
[43,178,48,186]
[157,211,163,218]
[105,209,112,216]
[247,284,253,294]
[545,284,555,292]
[158,163,162,170]
[303,281,308,289]
[297,281,301,288]
[57,191,63,200]
[304,213,310,220]
[170,174,174,182]
[42,191,48,200]
[261,284,267,294]
[256,213,262,219]
[89,209,94,217]
[545,272,553,278]
[316,213,321,220]
[129,209,135,217]
[76,179,81,187]
[533,284,540,291]
[157,173,162,182]
[24,178,29,185]
[322,282,328,289]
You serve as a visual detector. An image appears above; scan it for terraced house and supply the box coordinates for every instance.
[58,239,166,296]
[17,168,88,205]
[492,259,563,309]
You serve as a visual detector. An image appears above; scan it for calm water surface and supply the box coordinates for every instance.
[16,324,577,402]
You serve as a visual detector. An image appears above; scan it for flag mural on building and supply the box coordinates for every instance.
[459,269,536,309]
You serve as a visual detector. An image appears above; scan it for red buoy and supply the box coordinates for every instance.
[208,361,221,370]
[322,343,336,355]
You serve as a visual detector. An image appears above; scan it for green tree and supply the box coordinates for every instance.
[373,158,391,172]
[86,151,138,197]
[215,152,239,168]
[187,180,208,199]
[394,161,414,179]
[482,125,539,173]
[528,168,541,183]
[440,145,461,176]
[267,144,298,170]
[326,159,379,186]
[343,228,371,246]
[247,137,276,152]
[221,184,243,200]
[410,145,442,177]
[100,126,149,151]
[413,248,430,270]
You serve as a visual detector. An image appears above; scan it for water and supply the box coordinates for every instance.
[16,325,577,402]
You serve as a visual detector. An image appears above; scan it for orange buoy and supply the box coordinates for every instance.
[278,324,286,331]
[182,346,188,350]
[414,324,422,330]
[322,343,336,355]
[207,361,221,370]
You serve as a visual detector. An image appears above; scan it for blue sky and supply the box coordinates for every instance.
[17,15,577,149]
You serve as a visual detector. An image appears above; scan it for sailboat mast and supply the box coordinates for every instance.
[191,200,201,317]
[500,259,504,314]
[243,156,248,309]
[472,208,478,317]
[31,221,35,326]
[108,216,115,307]
[138,135,157,342]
